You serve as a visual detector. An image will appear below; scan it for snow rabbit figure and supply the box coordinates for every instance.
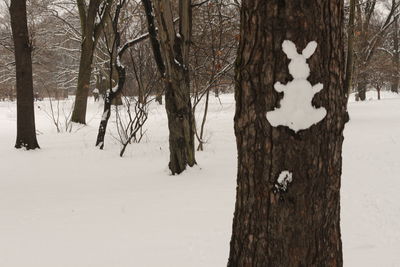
[266,40,327,132]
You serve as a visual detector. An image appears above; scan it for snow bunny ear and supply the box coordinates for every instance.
[302,41,318,59]
[282,40,299,59]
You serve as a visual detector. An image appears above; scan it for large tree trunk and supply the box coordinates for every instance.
[228,1,348,266]
[71,39,95,124]
[10,0,40,150]
[153,0,196,174]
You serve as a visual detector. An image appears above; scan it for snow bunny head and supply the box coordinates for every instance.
[282,40,317,79]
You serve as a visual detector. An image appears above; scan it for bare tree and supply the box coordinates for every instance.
[1,0,81,102]
[354,0,400,100]
[191,0,238,151]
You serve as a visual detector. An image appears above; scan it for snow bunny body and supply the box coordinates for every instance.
[266,40,326,132]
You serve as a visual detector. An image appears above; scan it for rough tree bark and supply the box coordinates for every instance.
[153,0,196,174]
[228,1,348,266]
[71,0,112,124]
[10,0,40,150]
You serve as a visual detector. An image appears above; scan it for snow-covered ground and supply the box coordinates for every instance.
[343,90,400,266]
[0,90,399,266]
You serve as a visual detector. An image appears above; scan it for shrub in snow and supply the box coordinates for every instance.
[266,40,326,132]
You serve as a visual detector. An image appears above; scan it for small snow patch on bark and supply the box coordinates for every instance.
[275,171,293,192]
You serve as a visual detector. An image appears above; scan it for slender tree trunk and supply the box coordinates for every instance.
[10,0,40,150]
[104,14,123,106]
[197,88,210,151]
[142,0,165,106]
[392,16,399,93]
[141,0,165,76]
[71,39,95,124]
[357,72,367,101]
[95,53,126,149]
[345,0,356,99]
[377,86,381,100]
[228,1,347,266]
[96,2,126,149]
